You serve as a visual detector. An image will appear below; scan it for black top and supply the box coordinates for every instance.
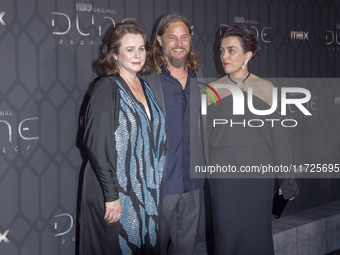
[160,64,200,194]
[80,76,167,254]
[142,67,206,195]
[207,90,298,254]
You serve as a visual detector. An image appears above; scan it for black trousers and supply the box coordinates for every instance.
[161,188,205,255]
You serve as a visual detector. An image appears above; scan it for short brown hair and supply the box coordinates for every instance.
[152,13,199,73]
[97,22,153,76]
[223,25,259,60]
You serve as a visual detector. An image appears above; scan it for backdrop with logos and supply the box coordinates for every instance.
[0,0,339,254]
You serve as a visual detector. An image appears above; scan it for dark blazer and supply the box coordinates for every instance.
[141,66,206,193]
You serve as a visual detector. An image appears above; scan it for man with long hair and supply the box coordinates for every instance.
[143,13,206,255]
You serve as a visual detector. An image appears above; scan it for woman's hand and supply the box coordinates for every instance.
[278,188,295,201]
[104,199,121,223]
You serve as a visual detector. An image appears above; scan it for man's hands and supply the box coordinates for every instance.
[104,199,121,223]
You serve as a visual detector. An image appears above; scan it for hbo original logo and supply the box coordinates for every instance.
[76,2,92,12]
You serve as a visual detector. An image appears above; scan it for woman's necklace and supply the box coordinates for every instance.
[228,72,250,90]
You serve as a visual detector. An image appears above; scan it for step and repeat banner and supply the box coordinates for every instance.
[0,0,339,254]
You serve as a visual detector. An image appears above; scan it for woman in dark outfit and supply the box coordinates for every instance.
[79,22,167,254]
[207,25,298,254]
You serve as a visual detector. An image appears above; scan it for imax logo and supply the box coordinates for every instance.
[291,31,309,40]
[201,85,312,116]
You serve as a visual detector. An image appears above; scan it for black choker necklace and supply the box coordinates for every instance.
[228,72,250,89]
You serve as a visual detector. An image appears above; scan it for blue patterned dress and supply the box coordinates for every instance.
[79,76,167,255]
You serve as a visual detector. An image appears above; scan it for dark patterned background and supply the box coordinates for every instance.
[0,0,339,254]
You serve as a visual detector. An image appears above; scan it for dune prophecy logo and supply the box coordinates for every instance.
[0,115,39,154]
[51,3,136,46]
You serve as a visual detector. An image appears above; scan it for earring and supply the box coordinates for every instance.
[242,59,248,70]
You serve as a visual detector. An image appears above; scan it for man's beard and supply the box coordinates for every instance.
[163,46,189,68]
